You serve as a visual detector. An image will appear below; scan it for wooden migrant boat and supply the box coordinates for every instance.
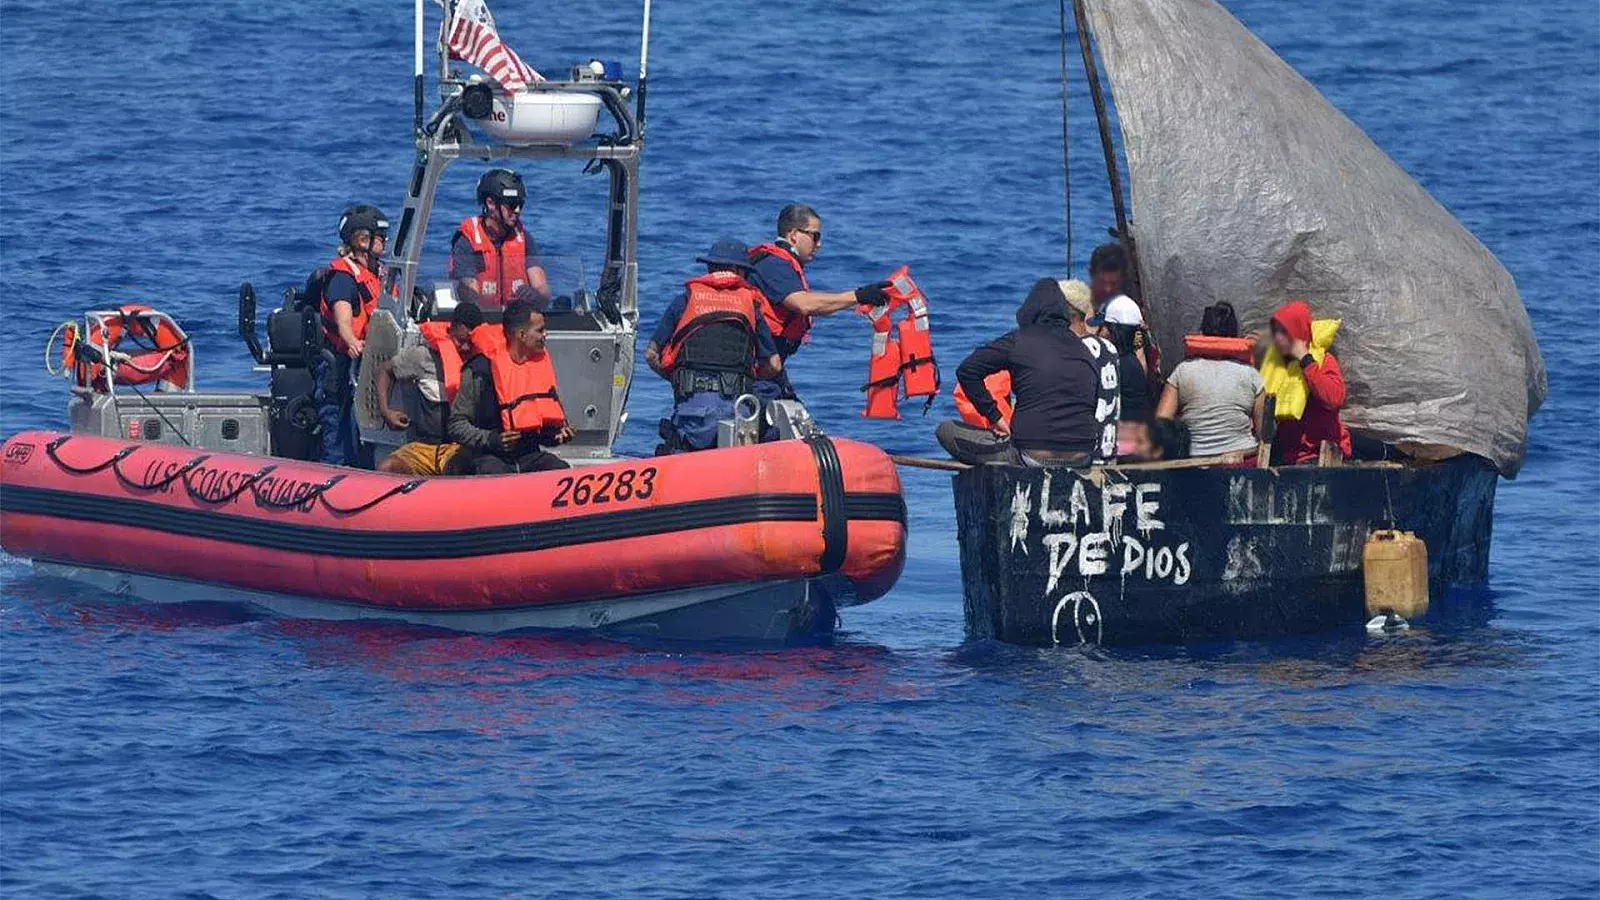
[954,0,1544,646]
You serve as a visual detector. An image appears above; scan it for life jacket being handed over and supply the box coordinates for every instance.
[1183,334,1257,365]
[954,371,1014,429]
[860,304,902,420]
[856,266,940,419]
[747,242,812,347]
[321,256,381,356]
[887,266,938,405]
[456,215,528,306]
[659,271,764,376]
[488,344,565,433]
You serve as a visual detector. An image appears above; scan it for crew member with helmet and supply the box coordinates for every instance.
[745,203,890,399]
[450,168,550,309]
[314,204,388,467]
[446,299,573,474]
[643,238,782,453]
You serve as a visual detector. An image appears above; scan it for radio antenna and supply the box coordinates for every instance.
[412,0,425,136]
[636,0,652,136]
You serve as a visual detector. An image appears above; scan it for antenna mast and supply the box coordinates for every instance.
[413,0,425,136]
[636,0,652,136]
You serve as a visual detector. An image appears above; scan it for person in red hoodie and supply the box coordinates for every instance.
[1268,300,1352,464]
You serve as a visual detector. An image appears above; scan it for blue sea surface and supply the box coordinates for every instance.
[2,0,1598,896]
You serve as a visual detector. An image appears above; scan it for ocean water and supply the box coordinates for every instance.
[2,0,1597,896]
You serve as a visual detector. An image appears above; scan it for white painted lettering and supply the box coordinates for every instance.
[1069,479,1092,530]
[1039,473,1069,527]
[1174,543,1192,586]
[1102,483,1129,537]
[1121,535,1145,575]
[1044,533,1079,594]
[1154,546,1175,580]
[1079,532,1111,576]
[1135,483,1164,532]
[1010,484,1033,552]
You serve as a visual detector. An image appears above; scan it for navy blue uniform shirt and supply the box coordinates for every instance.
[746,243,807,310]
[323,271,359,308]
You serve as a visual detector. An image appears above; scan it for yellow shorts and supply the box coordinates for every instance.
[383,441,462,476]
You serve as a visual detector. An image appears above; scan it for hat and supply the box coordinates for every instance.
[696,238,752,270]
[1097,294,1144,327]
[1058,279,1094,318]
[450,300,485,329]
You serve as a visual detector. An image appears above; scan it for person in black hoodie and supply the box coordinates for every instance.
[956,279,1110,467]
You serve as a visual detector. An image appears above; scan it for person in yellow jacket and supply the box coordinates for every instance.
[1259,299,1351,463]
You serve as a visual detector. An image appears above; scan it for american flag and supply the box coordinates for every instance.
[443,0,544,92]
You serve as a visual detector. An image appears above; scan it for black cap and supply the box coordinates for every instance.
[338,205,389,243]
[695,237,752,270]
[450,300,485,329]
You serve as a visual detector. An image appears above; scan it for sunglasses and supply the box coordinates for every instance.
[798,228,822,244]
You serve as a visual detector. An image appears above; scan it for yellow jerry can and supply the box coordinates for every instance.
[1363,530,1429,620]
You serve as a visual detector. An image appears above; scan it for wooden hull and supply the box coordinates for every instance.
[954,458,1497,646]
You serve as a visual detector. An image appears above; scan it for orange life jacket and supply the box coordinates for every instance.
[417,321,498,402]
[469,325,507,359]
[658,271,764,376]
[456,215,529,306]
[954,371,1013,429]
[488,344,565,433]
[886,266,938,402]
[322,256,381,355]
[856,266,939,418]
[747,242,812,346]
[860,304,902,420]
[1183,334,1257,365]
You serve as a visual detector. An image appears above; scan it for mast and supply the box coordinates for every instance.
[1057,0,1073,272]
[1069,0,1141,300]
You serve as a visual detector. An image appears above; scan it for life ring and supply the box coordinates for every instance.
[59,305,191,391]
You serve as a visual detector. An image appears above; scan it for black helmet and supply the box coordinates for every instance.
[476,168,525,207]
[338,205,389,244]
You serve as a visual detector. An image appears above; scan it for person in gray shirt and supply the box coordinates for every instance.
[1155,302,1264,458]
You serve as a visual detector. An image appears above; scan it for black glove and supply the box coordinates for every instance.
[854,280,892,306]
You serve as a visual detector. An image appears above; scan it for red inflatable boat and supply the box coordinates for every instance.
[0,432,906,642]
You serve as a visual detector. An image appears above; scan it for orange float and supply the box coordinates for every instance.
[1182,334,1257,364]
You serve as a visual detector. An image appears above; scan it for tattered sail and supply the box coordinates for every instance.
[1081,0,1545,475]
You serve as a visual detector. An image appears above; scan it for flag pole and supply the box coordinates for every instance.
[413,0,425,136]
[636,0,651,137]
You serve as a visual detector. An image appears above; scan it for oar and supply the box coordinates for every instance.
[890,455,970,472]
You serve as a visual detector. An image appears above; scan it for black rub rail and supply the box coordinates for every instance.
[0,485,905,562]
